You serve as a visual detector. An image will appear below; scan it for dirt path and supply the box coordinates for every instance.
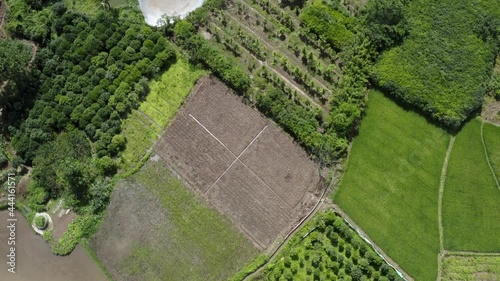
[0,0,8,38]
[481,121,500,191]
[437,136,455,281]
[242,176,334,281]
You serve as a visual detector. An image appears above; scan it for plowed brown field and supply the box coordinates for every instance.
[155,77,322,249]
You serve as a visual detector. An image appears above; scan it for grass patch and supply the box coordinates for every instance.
[254,212,402,281]
[229,254,268,281]
[81,238,115,281]
[120,59,206,171]
[483,122,500,180]
[119,160,258,281]
[442,254,500,281]
[334,90,449,280]
[443,119,500,252]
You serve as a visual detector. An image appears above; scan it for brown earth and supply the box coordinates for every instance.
[51,211,76,241]
[0,211,107,281]
[90,180,172,281]
[155,76,322,250]
[482,99,500,126]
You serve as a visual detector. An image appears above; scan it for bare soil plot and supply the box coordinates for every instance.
[90,161,258,281]
[0,211,107,281]
[239,125,320,208]
[207,160,293,248]
[156,76,322,249]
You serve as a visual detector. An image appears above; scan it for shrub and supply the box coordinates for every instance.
[0,154,8,168]
[34,215,47,230]
[11,156,24,168]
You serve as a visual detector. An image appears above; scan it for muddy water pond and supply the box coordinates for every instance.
[0,211,108,281]
[139,0,205,25]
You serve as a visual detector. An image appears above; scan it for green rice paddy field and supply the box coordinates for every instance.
[442,120,500,252]
[334,90,449,280]
[334,90,500,280]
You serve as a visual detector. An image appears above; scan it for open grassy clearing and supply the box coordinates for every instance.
[442,254,500,280]
[119,59,205,171]
[334,90,449,280]
[443,119,500,252]
[483,122,500,180]
[249,212,403,281]
[91,160,258,281]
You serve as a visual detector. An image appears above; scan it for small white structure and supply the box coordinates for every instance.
[32,212,53,235]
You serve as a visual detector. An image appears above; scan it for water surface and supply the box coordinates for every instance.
[139,0,205,26]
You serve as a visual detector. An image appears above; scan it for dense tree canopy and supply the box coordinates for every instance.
[0,39,33,129]
[12,7,176,161]
[372,0,500,127]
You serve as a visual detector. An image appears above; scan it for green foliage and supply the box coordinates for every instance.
[11,156,25,168]
[174,20,250,94]
[372,0,500,127]
[229,254,268,281]
[442,255,500,280]
[33,215,47,229]
[88,178,113,213]
[363,0,409,51]
[26,180,49,211]
[443,120,500,252]
[299,2,355,50]
[114,161,258,281]
[96,156,117,176]
[334,90,449,280]
[31,130,91,199]
[52,214,101,255]
[13,8,176,162]
[256,88,347,162]
[0,154,8,168]
[262,212,402,281]
[0,38,34,125]
[120,58,206,172]
[5,0,54,43]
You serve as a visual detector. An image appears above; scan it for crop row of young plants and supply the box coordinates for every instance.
[251,211,403,281]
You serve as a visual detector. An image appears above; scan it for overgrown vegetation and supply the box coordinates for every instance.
[441,254,500,281]
[120,58,205,172]
[371,0,500,127]
[251,212,403,281]
[0,38,34,131]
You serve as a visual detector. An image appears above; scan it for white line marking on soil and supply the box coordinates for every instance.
[190,114,293,210]
[189,113,238,157]
[205,125,268,195]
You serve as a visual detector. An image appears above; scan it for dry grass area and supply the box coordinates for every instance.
[155,77,322,249]
[442,254,500,281]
